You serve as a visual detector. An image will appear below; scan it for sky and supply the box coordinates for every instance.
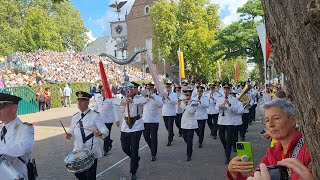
[71,0,249,42]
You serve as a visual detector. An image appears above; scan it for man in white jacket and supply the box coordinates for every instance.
[195,86,209,148]
[180,89,198,161]
[215,83,243,164]
[162,82,178,146]
[142,83,163,161]
[207,83,223,139]
[0,93,34,180]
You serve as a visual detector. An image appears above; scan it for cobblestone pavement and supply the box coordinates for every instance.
[19,103,269,180]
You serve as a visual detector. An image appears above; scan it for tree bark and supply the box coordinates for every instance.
[261,0,320,178]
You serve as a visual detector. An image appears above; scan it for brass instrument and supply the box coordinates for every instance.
[238,84,252,108]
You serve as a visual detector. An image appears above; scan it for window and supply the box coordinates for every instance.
[144,6,150,15]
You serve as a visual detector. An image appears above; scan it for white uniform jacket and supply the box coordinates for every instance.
[233,99,244,125]
[68,108,109,158]
[114,95,148,132]
[207,91,222,114]
[142,94,163,123]
[93,97,119,123]
[181,100,199,129]
[195,95,209,120]
[0,117,34,179]
[176,93,186,114]
[215,95,242,125]
[162,92,178,116]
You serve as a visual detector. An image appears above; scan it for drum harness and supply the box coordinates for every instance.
[76,110,94,150]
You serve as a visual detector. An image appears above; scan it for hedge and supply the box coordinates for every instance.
[28,82,91,108]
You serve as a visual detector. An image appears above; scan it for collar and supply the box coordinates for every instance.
[275,129,302,158]
[2,117,19,131]
[81,108,90,114]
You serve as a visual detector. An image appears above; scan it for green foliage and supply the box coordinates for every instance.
[213,58,248,83]
[249,64,261,82]
[150,0,220,81]
[28,82,91,108]
[212,0,264,82]
[0,0,88,56]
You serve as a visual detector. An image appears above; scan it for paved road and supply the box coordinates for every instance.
[20,104,269,180]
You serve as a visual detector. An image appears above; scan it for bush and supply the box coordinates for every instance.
[28,82,91,108]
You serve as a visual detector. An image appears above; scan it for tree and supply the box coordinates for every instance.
[217,58,248,83]
[261,0,320,178]
[150,0,220,81]
[213,0,265,83]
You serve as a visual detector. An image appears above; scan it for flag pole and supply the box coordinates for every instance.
[178,48,181,85]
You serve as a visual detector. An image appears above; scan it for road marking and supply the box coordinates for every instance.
[96,144,148,177]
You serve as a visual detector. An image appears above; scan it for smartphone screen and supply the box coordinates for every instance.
[236,142,254,171]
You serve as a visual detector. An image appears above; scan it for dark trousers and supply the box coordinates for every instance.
[249,104,257,124]
[120,131,142,174]
[175,113,183,135]
[143,123,159,156]
[75,159,98,180]
[207,114,219,136]
[240,113,250,139]
[233,125,242,149]
[163,116,175,142]
[195,120,206,144]
[219,125,234,159]
[39,101,45,111]
[182,129,195,158]
[46,100,51,109]
[103,123,113,153]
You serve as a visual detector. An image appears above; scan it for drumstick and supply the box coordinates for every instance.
[60,121,68,135]
[79,127,106,135]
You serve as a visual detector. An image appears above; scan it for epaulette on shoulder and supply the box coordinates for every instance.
[73,112,79,116]
[93,110,100,114]
[23,122,33,126]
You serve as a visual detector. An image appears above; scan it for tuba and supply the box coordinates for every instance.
[238,84,252,108]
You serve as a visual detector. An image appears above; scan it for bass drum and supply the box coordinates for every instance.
[0,155,25,180]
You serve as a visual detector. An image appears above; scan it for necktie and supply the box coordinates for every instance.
[81,113,85,118]
[1,126,7,141]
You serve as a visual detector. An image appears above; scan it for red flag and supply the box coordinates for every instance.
[266,37,271,80]
[235,63,239,82]
[99,61,113,99]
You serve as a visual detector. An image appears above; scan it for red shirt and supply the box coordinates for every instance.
[227,129,311,180]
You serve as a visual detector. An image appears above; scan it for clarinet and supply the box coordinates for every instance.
[222,95,228,116]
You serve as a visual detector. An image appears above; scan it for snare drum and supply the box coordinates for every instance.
[64,149,95,174]
[0,155,25,180]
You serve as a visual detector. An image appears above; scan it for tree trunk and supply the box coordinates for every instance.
[261,0,320,178]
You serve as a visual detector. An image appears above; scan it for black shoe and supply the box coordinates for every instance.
[213,136,217,139]
[131,173,137,180]
[166,141,171,146]
[151,156,156,161]
[198,143,203,148]
[186,157,191,161]
[103,151,109,156]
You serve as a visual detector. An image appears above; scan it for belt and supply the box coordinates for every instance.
[124,115,141,121]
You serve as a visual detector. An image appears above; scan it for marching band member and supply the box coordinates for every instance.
[162,82,178,146]
[93,87,119,156]
[0,93,35,180]
[190,81,198,97]
[195,85,209,148]
[142,83,163,161]
[215,83,242,164]
[207,83,222,139]
[180,89,198,161]
[66,91,109,180]
[175,85,185,137]
[240,82,254,141]
[113,82,148,180]
[230,91,244,152]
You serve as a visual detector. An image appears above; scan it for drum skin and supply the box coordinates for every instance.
[64,149,95,174]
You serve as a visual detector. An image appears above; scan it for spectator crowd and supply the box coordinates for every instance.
[0,50,152,88]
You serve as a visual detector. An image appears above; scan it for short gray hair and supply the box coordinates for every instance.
[262,99,296,116]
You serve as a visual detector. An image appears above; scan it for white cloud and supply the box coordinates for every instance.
[86,30,96,43]
[211,0,248,26]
